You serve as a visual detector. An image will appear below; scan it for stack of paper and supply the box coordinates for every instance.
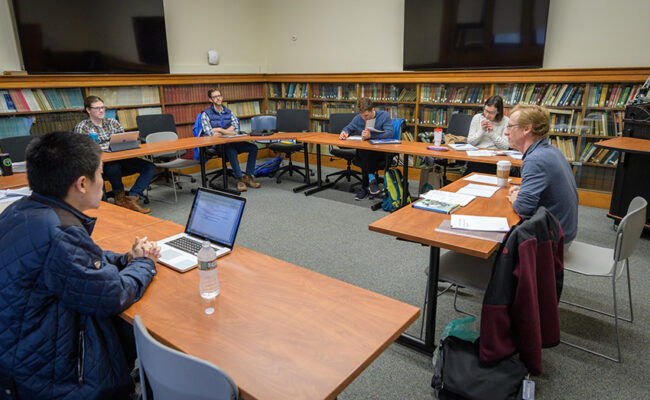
[435,220,507,242]
[420,190,475,206]
[450,214,510,232]
[456,183,499,198]
[463,175,511,186]
[448,143,478,151]
[466,150,496,157]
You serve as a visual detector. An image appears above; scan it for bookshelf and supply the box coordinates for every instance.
[0,68,647,206]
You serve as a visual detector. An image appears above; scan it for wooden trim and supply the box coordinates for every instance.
[2,67,648,89]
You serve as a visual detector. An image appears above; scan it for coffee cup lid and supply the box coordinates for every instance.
[497,160,511,167]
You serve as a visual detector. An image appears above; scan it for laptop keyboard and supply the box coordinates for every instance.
[167,236,217,256]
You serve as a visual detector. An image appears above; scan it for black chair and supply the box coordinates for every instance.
[0,135,36,163]
[443,112,474,181]
[270,109,312,183]
[324,113,362,188]
[136,113,196,186]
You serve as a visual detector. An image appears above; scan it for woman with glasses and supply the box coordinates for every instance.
[467,95,510,149]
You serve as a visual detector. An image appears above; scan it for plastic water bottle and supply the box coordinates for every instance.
[198,241,219,313]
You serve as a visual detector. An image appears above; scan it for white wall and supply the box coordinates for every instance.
[1,0,649,74]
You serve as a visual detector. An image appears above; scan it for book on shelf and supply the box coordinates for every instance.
[412,198,460,214]
[435,219,506,243]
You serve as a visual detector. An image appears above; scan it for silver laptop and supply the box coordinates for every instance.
[108,131,140,152]
[157,188,247,272]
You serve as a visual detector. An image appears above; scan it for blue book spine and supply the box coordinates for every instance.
[3,94,17,111]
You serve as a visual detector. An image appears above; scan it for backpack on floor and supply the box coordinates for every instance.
[254,155,283,177]
[381,167,412,212]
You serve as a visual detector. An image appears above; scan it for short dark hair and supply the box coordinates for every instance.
[358,98,374,113]
[207,88,222,99]
[26,131,103,200]
[484,95,505,121]
[84,95,104,112]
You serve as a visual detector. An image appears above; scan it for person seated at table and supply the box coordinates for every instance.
[74,95,155,214]
[465,95,510,175]
[339,98,393,200]
[505,104,578,245]
[200,88,261,192]
[0,131,160,400]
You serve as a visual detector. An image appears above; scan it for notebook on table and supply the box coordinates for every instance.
[156,188,246,272]
[107,131,140,152]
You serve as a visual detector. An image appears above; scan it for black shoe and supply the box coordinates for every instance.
[355,187,369,201]
[369,179,381,195]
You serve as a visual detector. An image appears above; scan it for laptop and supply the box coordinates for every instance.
[156,188,247,272]
[108,131,140,152]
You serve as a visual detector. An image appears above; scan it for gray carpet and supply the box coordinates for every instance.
[141,162,650,399]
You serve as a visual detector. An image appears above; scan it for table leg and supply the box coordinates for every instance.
[199,147,207,187]
[395,246,439,356]
[402,154,410,208]
[293,142,317,193]
[304,143,335,196]
[205,145,240,195]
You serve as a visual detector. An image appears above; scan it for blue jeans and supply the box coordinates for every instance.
[224,142,258,178]
[103,158,156,198]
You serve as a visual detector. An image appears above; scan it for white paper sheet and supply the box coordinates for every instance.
[420,189,475,207]
[457,183,499,198]
[450,214,510,232]
[463,175,512,186]
[466,150,496,157]
[448,143,478,151]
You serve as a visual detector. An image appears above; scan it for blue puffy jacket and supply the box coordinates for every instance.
[0,193,157,400]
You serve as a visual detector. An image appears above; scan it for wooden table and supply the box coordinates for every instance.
[0,173,28,190]
[88,201,163,241]
[368,173,521,354]
[92,212,419,400]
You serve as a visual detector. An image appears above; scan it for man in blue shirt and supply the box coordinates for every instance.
[506,104,578,245]
[200,88,261,192]
[339,98,393,200]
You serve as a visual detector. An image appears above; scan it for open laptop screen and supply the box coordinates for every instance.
[185,189,246,248]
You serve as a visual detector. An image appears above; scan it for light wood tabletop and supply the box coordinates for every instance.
[595,136,650,154]
[94,217,419,400]
[88,201,164,242]
[0,173,28,190]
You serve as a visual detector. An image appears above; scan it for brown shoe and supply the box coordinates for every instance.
[236,178,247,192]
[242,175,261,188]
[114,190,129,208]
[126,196,152,214]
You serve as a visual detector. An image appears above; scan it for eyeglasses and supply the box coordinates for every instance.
[89,106,106,111]
[483,107,497,115]
[211,94,223,99]
[506,123,520,129]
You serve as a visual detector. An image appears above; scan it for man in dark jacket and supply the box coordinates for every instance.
[0,131,160,400]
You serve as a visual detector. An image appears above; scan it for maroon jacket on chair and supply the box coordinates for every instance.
[480,207,564,376]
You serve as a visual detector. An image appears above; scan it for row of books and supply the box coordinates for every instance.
[579,111,624,136]
[401,130,415,142]
[585,84,641,108]
[420,84,489,104]
[115,108,162,131]
[0,88,84,113]
[376,105,416,123]
[577,165,616,192]
[548,137,576,162]
[310,120,327,132]
[311,102,355,118]
[359,84,415,102]
[30,112,87,135]
[165,104,206,124]
[419,107,450,126]
[225,101,261,117]
[0,117,34,137]
[87,86,160,107]
[162,83,264,104]
[548,109,582,134]
[268,100,308,113]
[311,84,357,101]
[495,83,585,107]
[267,83,308,99]
[579,142,619,165]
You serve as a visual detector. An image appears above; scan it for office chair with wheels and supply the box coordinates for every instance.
[270,109,312,183]
[145,131,200,202]
[560,196,647,362]
[0,134,35,163]
[137,113,196,185]
[324,113,362,187]
[250,115,277,134]
[190,112,235,190]
[369,118,405,211]
[133,315,240,400]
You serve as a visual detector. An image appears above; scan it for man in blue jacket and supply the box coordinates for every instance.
[0,131,160,400]
[339,98,393,200]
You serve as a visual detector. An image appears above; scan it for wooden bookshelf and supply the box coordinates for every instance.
[1,68,648,207]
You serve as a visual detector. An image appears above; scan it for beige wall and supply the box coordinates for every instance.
[1,0,649,74]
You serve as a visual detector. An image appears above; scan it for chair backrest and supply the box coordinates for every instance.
[251,115,277,131]
[392,118,405,140]
[137,114,177,141]
[133,315,239,400]
[0,135,35,162]
[446,113,473,137]
[328,113,356,134]
[614,196,647,261]
[145,131,183,159]
[276,109,309,132]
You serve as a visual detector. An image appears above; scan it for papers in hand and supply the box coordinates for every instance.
[463,175,511,186]
[364,118,384,133]
[420,189,475,207]
[456,183,499,198]
[450,215,510,232]
[448,143,477,151]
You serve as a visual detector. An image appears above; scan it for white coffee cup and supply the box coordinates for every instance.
[433,130,443,146]
[496,160,511,188]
